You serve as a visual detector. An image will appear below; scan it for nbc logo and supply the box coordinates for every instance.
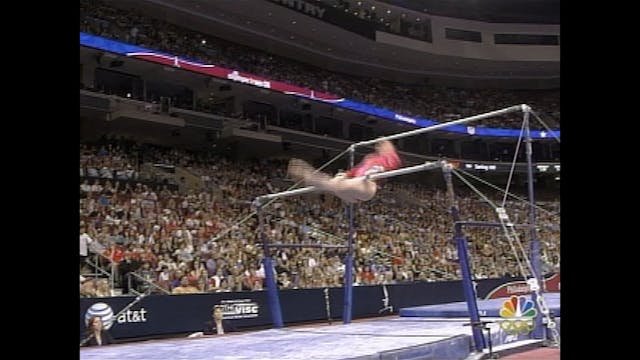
[498,295,537,335]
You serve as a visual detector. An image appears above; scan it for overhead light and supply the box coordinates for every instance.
[371,6,375,10]
[386,9,391,14]
[201,40,206,44]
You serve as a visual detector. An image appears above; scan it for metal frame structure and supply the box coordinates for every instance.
[254,161,446,328]
[253,104,548,351]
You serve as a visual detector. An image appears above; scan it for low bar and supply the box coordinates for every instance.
[257,186,317,201]
[355,105,523,147]
[366,161,443,180]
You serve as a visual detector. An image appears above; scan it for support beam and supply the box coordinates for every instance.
[523,106,545,340]
[257,203,283,328]
[343,147,356,325]
[442,164,485,352]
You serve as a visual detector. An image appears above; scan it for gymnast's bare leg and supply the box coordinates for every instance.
[287,160,377,203]
[287,140,401,203]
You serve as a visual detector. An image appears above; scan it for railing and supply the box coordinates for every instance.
[127,272,172,295]
[83,252,115,290]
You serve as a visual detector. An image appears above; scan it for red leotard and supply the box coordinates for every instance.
[346,151,402,178]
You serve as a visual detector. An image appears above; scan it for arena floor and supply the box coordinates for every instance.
[80,294,560,360]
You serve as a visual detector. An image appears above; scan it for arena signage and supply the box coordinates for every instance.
[218,299,260,319]
[464,163,497,171]
[457,161,559,174]
[80,274,558,340]
[394,114,418,125]
[484,273,560,300]
[269,0,326,19]
[84,302,149,329]
[80,32,560,139]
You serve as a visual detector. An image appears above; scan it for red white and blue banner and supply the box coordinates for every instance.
[484,273,560,300]
[80,32,560,139]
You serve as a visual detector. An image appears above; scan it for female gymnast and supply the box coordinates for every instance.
[287,140,401,203]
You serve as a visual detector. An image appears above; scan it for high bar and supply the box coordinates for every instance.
[354,105,523,147]
[256,161,444,201]
[257,186,317,201]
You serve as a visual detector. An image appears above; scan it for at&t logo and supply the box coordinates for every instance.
[85,302,148,328]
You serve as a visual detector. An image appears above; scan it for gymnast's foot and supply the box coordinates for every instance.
[287,158,315,181]
[376,140,402,171]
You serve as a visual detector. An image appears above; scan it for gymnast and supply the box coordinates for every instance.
[287,140,402,203]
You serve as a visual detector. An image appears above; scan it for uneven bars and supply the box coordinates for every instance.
[256,161,444,201]
[354,105,523,147]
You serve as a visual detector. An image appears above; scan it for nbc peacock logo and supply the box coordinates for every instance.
[498,295,537,335]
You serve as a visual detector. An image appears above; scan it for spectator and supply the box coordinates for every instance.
[157,265,171,291]
[172,275,201,294]
[80,228,93,272]
[94,278,114,297]
[81,316,115,347]
[137,262,156,293]
[79,139,559,296]
[119,253,140,294]
[203,306,236,335]
[80,278,97,298]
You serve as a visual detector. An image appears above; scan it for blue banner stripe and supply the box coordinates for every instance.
[80,32,560,139]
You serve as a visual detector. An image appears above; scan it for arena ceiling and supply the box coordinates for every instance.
[109,0,559,89]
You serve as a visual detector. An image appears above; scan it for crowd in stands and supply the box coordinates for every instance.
[80,142,139,180]
[79,0,560,130]
[80,137,560,297]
